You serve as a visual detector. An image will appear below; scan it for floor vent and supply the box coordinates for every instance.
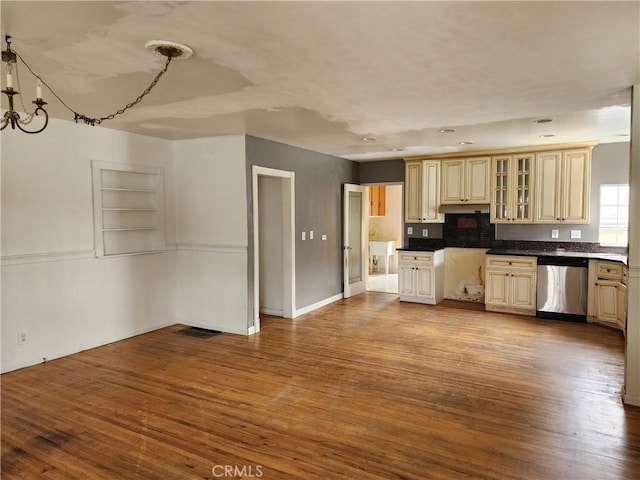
[173,327,222,338]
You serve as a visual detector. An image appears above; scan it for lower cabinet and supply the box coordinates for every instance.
[399,250,444,304]
[590,260,627,334]
[485,255,537,316]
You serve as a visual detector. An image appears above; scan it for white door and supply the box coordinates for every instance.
[343,184,367,298]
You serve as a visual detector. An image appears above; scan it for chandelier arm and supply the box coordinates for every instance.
[13,105,48,134]
[15,51,173,126]
[1,113,10,130]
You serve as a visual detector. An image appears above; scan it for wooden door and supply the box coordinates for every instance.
[405,162,423,222]
[441,159,465,204]
[466,157,490,203]
[535,152,562,223]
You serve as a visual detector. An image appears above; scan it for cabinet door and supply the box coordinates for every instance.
[405,162,423,222]
[512,154,535,223]
[561,150,590,223]
[399,265,416,296]
[510,271,537,310]
[421,160,444,223]
[415,266,434,298]
[534,152,562,223]
[616,283,627,332]
[441,159,465,204]
[466,157,490,203]
[486,270,509,306]
[491,156,511,223]
[369,186,379,216]
[595,280,618,323]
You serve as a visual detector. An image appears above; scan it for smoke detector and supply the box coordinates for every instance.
[145,40,193,60]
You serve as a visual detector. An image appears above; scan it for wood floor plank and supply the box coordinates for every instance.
[2,292,639,479]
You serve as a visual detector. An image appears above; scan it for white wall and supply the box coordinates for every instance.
[1,118,177,373]
[173,135,249,335]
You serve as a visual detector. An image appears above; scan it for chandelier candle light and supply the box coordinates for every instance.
[1,36,193,134]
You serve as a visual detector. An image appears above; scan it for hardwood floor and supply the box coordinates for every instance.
[2,292,639,479]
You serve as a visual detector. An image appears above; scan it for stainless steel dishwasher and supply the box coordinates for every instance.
[536,256,589,322]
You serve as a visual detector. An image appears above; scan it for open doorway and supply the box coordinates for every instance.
[366,183,403,294]
[251,166,295,333]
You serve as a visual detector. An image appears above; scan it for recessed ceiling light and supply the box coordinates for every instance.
[539,134,555,138]
[616,133,630,136]
[459,141,474,145]
[534,118,553,124]
[391,147,405,152]
[439,128,456,133]
[362,136,377,141]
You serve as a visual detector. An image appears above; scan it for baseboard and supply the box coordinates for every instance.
[293,293,343,318]
[247,325,259,336]
[623,389,640,407]
[260,307,284,316]
[1,320,176,374]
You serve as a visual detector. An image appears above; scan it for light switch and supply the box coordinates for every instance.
[322,234,327,241]
[407,226,413,235]
[301,231,306,241]
[309,230,314,240]
[422,229,429,237]
[551,229,559,239]
[571,230,582,239]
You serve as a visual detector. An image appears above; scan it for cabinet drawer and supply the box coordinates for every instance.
[596,262,623,281]
[399,252,433,265]
[486,255,536,271]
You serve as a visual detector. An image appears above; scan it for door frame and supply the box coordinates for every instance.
[343,183,368,298]
[252,166,296,333]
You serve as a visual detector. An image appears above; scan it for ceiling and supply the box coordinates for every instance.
[1,1,639,161]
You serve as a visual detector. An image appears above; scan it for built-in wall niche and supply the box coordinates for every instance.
[91,161,166,257]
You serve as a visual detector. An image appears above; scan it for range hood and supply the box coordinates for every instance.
[438,203,490,214]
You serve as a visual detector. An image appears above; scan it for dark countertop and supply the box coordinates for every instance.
[486,248,627,265]
[396,247,443,252]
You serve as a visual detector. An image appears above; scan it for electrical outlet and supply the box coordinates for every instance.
[422,229,429,237]
[407,226,413,235]
[571,229,582,239]
[551,229,559,239]
[301,231,306,241]
[322,234,327,241]
[309,230,314,240]
[17,332,27,344]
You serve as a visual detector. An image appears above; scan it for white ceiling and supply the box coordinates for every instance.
[1,1,638,161]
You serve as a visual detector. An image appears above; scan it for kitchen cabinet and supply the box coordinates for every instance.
[404,160,444,223]
[591,260,627,333]
[441,157,490,204]
[369,185,386,216]
[491,154,535,223]
[534,149,591,224]
[485,255,537,315]
[398,250,444,304]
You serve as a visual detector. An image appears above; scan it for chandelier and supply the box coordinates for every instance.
[1,35,193,134]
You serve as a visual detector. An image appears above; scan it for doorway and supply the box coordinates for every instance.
[252,166,295,333]
[366,183,403,294]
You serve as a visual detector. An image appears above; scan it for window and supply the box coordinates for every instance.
[599,184,629,246]
[91,161,166,257]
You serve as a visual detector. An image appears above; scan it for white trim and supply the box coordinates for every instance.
[252,166,296,333]
[293,293,343,318]
[0,319,175,374]
[628,266,640,278]
[247,325,259,336]
[175,242,247,254]
[1,249,96,266]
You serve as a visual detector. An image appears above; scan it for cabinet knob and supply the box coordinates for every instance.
[606,269,611,273]
[505,273,509,276]
[508,262,512,265]
[556,218,560,221]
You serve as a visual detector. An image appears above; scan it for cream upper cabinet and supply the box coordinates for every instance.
[534,149,591,224]
[404,160,444,223]
[491,154,535,223]
[441,157,490,204]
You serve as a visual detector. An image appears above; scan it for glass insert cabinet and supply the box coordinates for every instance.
[490,154,535,223]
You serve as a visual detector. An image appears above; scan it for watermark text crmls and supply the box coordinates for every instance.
[212,464,264,478]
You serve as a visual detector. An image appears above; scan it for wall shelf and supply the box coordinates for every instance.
[92,161,166,257]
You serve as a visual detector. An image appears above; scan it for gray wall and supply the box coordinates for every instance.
[358,159,405,184]
[496,142,630,242]
[245,136,359,314]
